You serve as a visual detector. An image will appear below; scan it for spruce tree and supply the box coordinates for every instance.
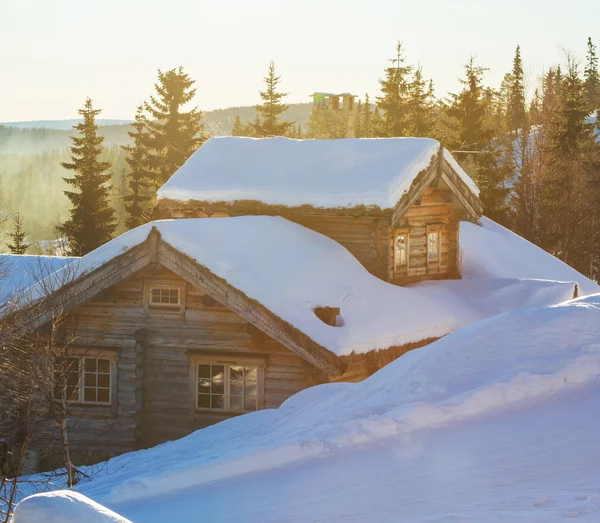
[7,213,28,254]
[59,98,116,256]
[407,67,436,137]
[122,106,153,229]
[252,61,294,137]
[231,115,245,136]
[539,58,595,270]
[353,101,363,137]
[448,57,510,222]
[584,37,600,115]
[361,94,373,137]
[376,42,413,137]
[145,66,207,185]
[507,46,527,133]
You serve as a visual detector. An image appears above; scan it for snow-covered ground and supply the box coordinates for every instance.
[14,293,600,522]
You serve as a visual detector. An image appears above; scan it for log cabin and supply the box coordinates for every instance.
[155,137,484,285]
[0,138,494,471]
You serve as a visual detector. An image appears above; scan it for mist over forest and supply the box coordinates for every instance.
[0,104,312,248]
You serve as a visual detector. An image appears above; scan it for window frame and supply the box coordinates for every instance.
[54,352,115,406]
[143,279,188,316]
[148,285,181,308]
[392,228,410,277]
[189,355,265,414]
[426,224,442,269]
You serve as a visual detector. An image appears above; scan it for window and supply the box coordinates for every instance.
[427,231,440,262]
[195,363,259,412]
[394,233,408,268]
[54,356,112,405]
[150,286,180,307]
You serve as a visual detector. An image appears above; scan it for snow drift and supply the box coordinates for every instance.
[460,217,599,295]
[12,491,132,523]
[34,293,599,511]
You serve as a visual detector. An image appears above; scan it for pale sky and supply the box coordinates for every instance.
[2,0,599,121]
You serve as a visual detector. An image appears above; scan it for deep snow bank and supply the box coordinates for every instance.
[461,217,600,295]
[12,491,132,523]
[67,294,600,506]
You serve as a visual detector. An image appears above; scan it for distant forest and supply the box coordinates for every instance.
[0,104,312,246]
[1,39,600,281]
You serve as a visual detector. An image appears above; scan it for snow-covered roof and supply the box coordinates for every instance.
[156,137,480,208]
[0,254,77,304]
[19,217,587,359]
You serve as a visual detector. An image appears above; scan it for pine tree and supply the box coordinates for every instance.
[59,98,116,256]
[7,213,28,254]
[231,115,245,136]
[145,67,208,185]
[406,67,436,137]
[361,94,373,137]
[448,57,510,222]
[376,42,413,137]
[122,106,153,229]
[584,37,600,115]
[506,46,534,237]
[448,57,491,150]
[539,58,595,270]
[353,101,363,137]
[507,46,527,133]
[252,61,294,137]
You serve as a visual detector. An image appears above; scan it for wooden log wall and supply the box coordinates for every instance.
[60,266,312,457]
[155,199,392,281]
[280,214,390,280]
[389,184,464,285]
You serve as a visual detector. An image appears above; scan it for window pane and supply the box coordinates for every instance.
[198,379,210,393]
[230,396,243,411]
[211,365,225,381]
[245,396,257,411]
[395,235,407,266]
[98,359,110,373]
[230,366,243,380]
[197,364,211,379]
[97,389,110,403]
[211,395,224,409]
[245,383,257,397]
[84,373,97,387]
[98,374,110,388]
[244,367,257,381]
[197,394,210,409]
[84,388,96,402]
[230,382,243,396]
[84,359,97,372]
[428,232,439,261]
[66,370,80,387]
[212,379,224,395]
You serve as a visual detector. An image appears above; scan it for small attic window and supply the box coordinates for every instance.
[150,286,180,307]
[314,306,340,327]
